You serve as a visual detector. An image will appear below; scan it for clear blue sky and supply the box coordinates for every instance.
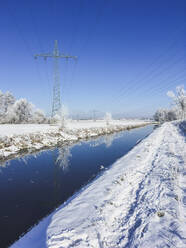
[0,0,185,117]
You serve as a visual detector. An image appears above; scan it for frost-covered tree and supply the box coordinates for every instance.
[0,91,15,121]
[154,109,167,122]
[59,105,69,129]
[167,85,186,119]
[0,90,48,124]
[167,108,178,121]
[4,91,15,112]
[49,105,69,127]
[0,91,4,118]
[49,114,61,124]
[6,98,34,124]
[154,85,186,123]
[32,109,46,124]
[104,112,112,125]
[154,108,178,123]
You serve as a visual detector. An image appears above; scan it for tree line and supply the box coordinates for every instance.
[154,85,186,123]
[0,91,47,124]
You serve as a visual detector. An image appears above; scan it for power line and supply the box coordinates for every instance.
[111,52,185,105]
[115,72,186,107]
[110,24,186,102]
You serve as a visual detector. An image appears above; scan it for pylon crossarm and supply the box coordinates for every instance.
[34,54,77,60]
[34,53,53,59]
[58,54,77,60]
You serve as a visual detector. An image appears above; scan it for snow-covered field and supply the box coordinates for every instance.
[0,119,150,160]
[11,120,186,248]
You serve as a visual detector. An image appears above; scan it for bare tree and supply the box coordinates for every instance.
[167,85,186,120]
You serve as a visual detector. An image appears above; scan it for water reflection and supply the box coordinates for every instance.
[54,133,117,173]
[90,132,122,148]
[55,146,72,172]
[0,160,9,168]
[0,151,44,169]
[0,132,122,170]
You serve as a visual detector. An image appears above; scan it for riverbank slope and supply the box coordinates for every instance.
[0,119,150,160]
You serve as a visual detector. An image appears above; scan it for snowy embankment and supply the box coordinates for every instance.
[0,120,150,160]
[11,120,186,248]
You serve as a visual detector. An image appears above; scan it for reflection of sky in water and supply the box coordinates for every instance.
[89,132,122,148]
[0,126,151,171]
[0,131,121,171]
[55,132,122,172]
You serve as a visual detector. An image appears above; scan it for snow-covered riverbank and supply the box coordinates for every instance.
[11,120,186,248]
[0,120,150,160]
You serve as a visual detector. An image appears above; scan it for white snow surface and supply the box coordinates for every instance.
[11,121,186,248]
[0,120,149,159]
[0,120,148,137]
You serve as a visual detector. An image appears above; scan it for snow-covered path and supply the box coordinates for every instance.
[11,121,186,248]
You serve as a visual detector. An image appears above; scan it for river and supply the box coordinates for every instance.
[0,125,154,247]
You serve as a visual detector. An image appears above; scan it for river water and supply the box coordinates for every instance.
[0,125,154,247]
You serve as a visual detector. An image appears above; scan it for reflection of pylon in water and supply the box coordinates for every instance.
[52,146,72,206]
[52,149,62,206]
[34,40,77,117]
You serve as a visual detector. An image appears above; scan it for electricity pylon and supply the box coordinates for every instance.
[34,40,77,117]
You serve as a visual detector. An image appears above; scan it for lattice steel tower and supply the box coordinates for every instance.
[35,40,77,116]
